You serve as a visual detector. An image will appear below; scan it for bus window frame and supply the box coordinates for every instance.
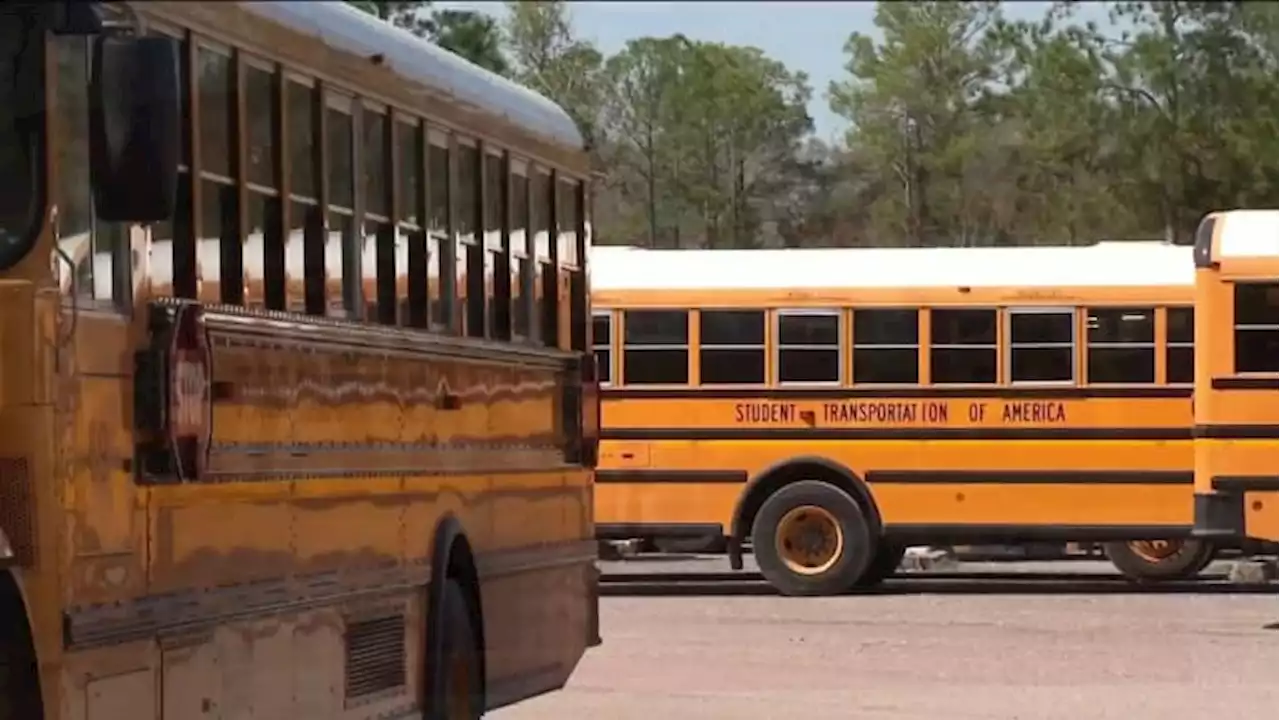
[1005,306,1076,386]
[592,310,613,386]
[620,308,690,386]
[1165,306,1195,385]
[1085,306,1157,385]
[851,307,920,386]
[1231,280,1280,376]
[775,308,842,387]
[698,308,767,386]
[928,306,999,386]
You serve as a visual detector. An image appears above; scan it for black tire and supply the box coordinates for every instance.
[1103,539,1217,583]
[435,579,484,719]
[751,480,873,597]
[0,579,42,720]
[853,542,906,588]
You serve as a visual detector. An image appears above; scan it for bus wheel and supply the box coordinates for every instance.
[439,579,483,719]
[752,480,872,597]
[852,542,906,589]
[1103,539,1217,583]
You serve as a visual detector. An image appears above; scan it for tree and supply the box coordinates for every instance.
[598,36,812,248]
[830,1,1009,246]
[600,37,688,246]
[347,1,508,74]
[347,1,434,38]
[432,10,509,75]
[504,1,605,144]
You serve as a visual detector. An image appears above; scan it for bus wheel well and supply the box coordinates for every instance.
[0,570,43,720]
[428,519,487,708]
[730,458,882,568]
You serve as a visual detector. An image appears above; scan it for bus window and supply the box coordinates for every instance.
[1233,283,1279,374]
[456,140,484,337]
[1166,307,1194,383]
[511,162,531,339]
[852,308,918,384]
[1008,308,1075,384]
[246,61,282,310]
[531,168,555,346]
[699,310,765,385]
[363,103,398,325]
[54,35,99,300]
[777,310,840,384]
[622,310,688,385]
[930,308,997,384]
[1088,307,1155,383]
[286,76,319,314]
[326,93,359,317]
[485,149,509,339]
[397,116,427,328]
[593,311,612,385]
[427,132,451,330]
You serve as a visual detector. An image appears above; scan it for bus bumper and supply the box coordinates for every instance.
[1193,491,1245,539]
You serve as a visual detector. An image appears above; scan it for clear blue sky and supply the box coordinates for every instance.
[438,1,1112,142]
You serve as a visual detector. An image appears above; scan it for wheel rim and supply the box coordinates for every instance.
[447,647,473,720]
[1127,539,1183,563]
[775,504,844,576]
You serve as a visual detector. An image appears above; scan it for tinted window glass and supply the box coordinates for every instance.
[1009,310,1074,383]
[778,312,840,384]
[1087,308,1155,383]
[624,310,687,345]
[930,309,997,383]
[854,309,917,345]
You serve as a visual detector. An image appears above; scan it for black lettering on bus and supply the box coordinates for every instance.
[735,402,797,424]
[967,402,987,422]
[1000,401,1067,424]
[822,401,922,424]
[923,401,948,423]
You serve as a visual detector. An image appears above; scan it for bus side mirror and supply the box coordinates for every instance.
[89,35,181,223]
[46,1,105,35]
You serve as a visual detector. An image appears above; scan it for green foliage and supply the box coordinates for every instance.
[503,1,604,144]
[433,10,508,75]
[827,0,1279,246]
[346,1,507,74]
[349,0,1278,248]
[599,35,813,247]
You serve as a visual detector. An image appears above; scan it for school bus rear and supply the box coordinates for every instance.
[591,241,1221,596]
[1191,210,1279,546]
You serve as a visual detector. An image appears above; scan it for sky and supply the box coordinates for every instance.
[436,1,1115,142]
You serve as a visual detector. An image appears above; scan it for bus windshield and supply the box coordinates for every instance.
[0,8,43,269]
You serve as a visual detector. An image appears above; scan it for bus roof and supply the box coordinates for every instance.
[1205,209,1279,261]
[589,242,1195,291]
[240,1,584,151]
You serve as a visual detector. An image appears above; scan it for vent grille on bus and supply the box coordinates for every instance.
[0,457,34,565]
[343,613,407,702]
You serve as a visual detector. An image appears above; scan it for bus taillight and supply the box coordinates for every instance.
[136,301,213,483]
[167,303,212,482]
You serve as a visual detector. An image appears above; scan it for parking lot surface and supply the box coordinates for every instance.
[494,557,1278,720]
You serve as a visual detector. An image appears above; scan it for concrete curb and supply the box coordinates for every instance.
[899,545,959,572]
[1227,558,1278,585]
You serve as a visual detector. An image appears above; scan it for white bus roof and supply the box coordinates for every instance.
[240,1,585,151]
[589,242,1196,291]
[1212,210,1279,260]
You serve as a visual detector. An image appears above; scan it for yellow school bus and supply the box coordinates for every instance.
[591,241,1222,596]
[0,2,599,718]
[1191,210,1279,547]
